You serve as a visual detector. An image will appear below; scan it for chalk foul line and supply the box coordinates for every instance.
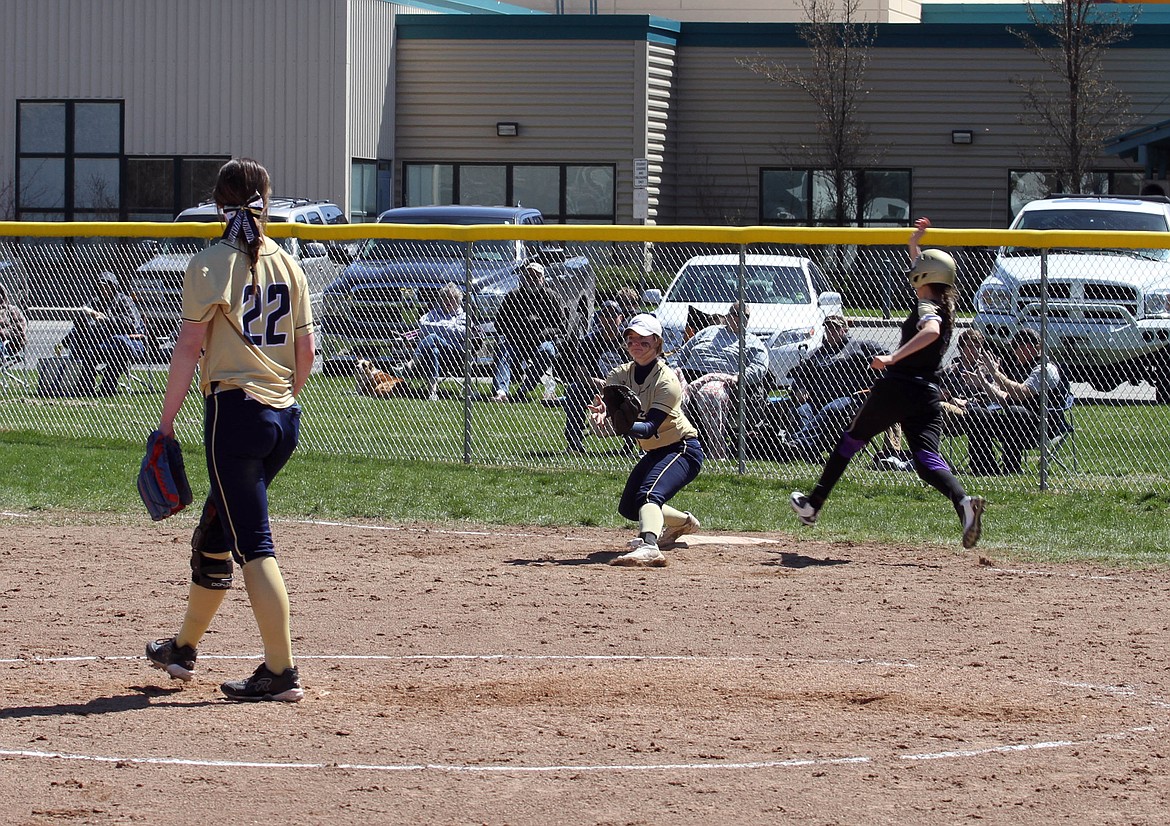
[0,729,1154,775]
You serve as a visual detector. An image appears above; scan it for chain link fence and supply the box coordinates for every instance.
[1,223,1167,494]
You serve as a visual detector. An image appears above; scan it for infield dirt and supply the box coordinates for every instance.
[0,514,1167,824]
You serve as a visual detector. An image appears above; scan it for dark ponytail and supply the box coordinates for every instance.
[213,158,271,269]
[934,284,957,335]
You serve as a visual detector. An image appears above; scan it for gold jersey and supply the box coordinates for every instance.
[182,237,313,408]
[605,358,698,450]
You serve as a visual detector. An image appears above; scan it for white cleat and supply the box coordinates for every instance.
[611,541,667,567]
[789,491,819,526]
[960,495,985,549]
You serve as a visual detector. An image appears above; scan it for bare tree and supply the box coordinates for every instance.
[1011,0,1136,194]
[0,177,15,221]
[738,0,876,226]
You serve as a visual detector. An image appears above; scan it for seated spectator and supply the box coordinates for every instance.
[61,271,146,396]
[773,314,886,461]
[668,300,770,460]
[492,261,566,402]
[614,285,642,319]
[0,283,26,360]
[963,328,1070,475]
[938,328,996,435]
[397,282,467,401]
[561,300,629,453]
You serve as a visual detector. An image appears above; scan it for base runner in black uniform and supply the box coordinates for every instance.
[790,218,985,549]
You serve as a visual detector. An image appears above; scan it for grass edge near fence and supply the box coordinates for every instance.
[1,430,1167,566]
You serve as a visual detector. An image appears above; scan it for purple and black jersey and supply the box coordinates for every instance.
[887,298,951,383]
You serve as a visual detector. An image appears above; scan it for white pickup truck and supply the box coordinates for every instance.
[973,194,1170,400]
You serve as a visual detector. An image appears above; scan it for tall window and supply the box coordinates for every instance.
[351,159,393,222]
[18,100,124,221]
[760,168,911,227]
[124,156,228,220]
[1009,170,1146,217]
[403,163,616,223]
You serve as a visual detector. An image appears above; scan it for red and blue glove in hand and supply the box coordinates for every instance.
[137,430,194,521]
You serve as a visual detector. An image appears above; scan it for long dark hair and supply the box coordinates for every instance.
[213,158,271,268]
[929,283,957,334]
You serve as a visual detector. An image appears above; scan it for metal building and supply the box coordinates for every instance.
[2,0,1167,229]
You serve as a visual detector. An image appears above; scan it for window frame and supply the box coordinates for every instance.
[759,167,912,227]
[402,162,617,224]
[1008,170,1147,217]
[123,155,230,221]
[17,99,125,221]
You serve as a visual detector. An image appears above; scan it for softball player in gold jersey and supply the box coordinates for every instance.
[146,158,314,702]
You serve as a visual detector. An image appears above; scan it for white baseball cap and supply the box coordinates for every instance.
[625,313,662,338]
[522,260,545,277]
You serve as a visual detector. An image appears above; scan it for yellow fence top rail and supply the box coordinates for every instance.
[0,221,1168,250]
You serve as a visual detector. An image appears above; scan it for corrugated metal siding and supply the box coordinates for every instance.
[349,1,430,163]
[645,42,676,224]
[672,43,1169,228]
[2,0,351,207]
[395,39,646,220]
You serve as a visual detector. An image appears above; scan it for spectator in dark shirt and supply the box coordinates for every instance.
[62,271,146,396]
[775,314,885,460]
[964,328,1070,475]
[492,261,566,402]
[562,300,628,453]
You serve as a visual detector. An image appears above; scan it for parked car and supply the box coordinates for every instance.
[644,253,843,383]
[973,194,1170,399]
[128,197,349,344]
[317,205,596,376]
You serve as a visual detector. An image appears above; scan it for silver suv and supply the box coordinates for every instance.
[973,194,1170,399]
[130,197,348,340]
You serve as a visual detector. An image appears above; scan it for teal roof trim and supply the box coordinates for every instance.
[676,21,1170,50]
[391,0,546,14]
[923,3,1170,26]
[397,14,681,44]
[393,0,547,13]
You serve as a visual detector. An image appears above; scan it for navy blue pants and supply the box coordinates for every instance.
[203,389,301,563]
[619,438,704,521]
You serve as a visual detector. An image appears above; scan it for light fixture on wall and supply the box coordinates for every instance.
[496,122,519,137]
[951,129,974,145]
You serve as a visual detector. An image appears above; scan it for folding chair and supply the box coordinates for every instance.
[0,346,29,391]
[1039,392,1076,472]
[119,334,162,394]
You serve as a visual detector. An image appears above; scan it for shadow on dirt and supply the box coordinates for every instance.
[0,687,219,719]
[765,552,851,568]
[505,551,623,566]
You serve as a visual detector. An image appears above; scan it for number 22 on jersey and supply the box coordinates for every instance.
[240,283,291,346]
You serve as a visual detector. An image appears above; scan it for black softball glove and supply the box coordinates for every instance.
[602,384,643,437]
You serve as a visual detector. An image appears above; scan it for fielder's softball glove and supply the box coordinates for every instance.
[137,430,193,521]
[602,384,643,437]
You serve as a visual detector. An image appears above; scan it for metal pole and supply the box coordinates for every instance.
[1038,248,1051,491]
[462,241,474,464]
[736,244,747,474]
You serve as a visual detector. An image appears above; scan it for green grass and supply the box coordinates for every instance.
[4,368,1170,565]
[1,427,1168,566]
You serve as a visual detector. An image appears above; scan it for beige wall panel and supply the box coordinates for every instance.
[671,43,1167,228]
[396,39,649,220]
[2,0,351,209]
